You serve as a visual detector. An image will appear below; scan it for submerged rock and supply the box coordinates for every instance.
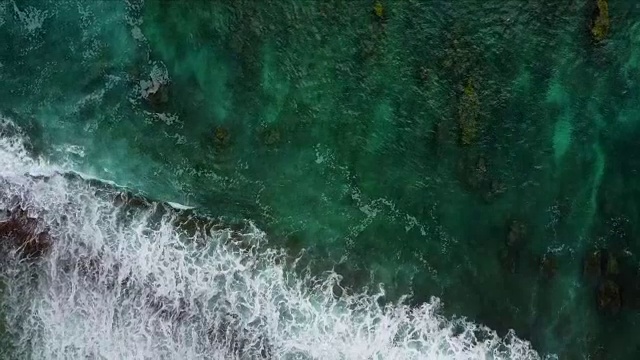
[141,78,170,108]
[499,220,527,274]
[583,249,619,278]
[597,280,621,315]
[540,253,558,279]
[483,180,506,203]
[584,249,602,280]
[458,78,480,146]
[499,248,517,274]
[457,154,505,202]
[147,85,169,107]
[113,192,151,209]
[0,208,51,259]
[213,127,231,149]
[507,220,526,248]
[417,65,430,84]
[458,155,487,189]
[591,0,610,42]
[605,251,619,276]
[262,127,281,146]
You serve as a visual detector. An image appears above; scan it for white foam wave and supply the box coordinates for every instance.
[166,201,195,210]
[0,119,542,359]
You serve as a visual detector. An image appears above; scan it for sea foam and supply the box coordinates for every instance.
[0,118,542,359]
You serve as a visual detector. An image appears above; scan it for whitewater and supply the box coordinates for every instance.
[0,118,542,359]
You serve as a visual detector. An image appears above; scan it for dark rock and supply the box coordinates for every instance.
[475,156,487,178]
[507,220,526,248]
[113,192,151,209]
[498,220,527,274]
[262,128,281,146]
[213,127,231,149]
[417,66,429,84]
[0,208,51,259]
[587,344,607,360]
[457,154,505,202]
[499,248,517,274]
[145,81,170,108]
[584,249,602,280]
[605,251,619,276]
[482,179,506,203]
[597,280,621,315]
[540,253,558,279]
[458,155,487,190]
[499,220,527,274]
[458,78,480,146]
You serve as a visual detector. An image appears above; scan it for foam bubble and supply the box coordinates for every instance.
[10,1,50,34]
[138,62,170,100]
[0,118,542,359]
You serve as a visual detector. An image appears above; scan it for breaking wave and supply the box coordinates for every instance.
[0,118,542,359]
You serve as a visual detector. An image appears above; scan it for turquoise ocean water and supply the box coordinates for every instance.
[0,0,639,358]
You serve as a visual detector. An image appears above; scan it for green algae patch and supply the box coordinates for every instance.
[591,0,610,42]
[373,1,384,19]
[458,78,480,146]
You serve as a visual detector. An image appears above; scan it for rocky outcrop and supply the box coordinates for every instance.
[583,249,602,280]
[0,208,51,260]
[583,248,626,316]
[597,279,620,315]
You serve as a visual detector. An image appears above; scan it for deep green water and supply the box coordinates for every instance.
[2,0,640,358]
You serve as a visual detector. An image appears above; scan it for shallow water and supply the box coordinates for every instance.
[1,0,640,358]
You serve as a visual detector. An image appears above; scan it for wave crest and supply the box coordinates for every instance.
[0,119,542,359]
